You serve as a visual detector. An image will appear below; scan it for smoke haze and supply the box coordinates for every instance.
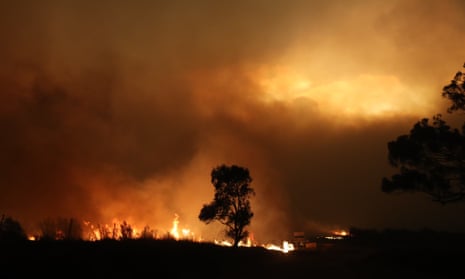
[1,0,464,242]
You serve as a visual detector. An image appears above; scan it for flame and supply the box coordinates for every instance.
[322,229,350,240]
[214,239,233,247]
[263,241,295,253]
[169,213,195,241]
[332,230,349,236]
[170,214,180,239]
[27,213,295,253]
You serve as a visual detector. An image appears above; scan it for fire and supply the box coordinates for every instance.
[333,230,349,236]
[27,213,295,253]
[322,229,350,240]
[263,241,294,253]
[170,214,180,239]
[216,236,254,247]
[169,213,195,240]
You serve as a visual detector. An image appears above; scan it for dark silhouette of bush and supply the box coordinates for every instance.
[0,214,26,241]
[139,225,156,239]
[38,217,83,240]
[120,220,133,240]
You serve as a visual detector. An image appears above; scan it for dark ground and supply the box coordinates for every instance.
[1,230,464,279]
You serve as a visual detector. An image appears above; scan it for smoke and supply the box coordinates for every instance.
[1,0,465,241]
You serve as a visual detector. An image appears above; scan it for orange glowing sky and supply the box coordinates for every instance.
[0,0,464,241]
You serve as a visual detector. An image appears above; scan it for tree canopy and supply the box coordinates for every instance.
[199,164,255,248]
[382,64,465,204]
[442,65,465,113]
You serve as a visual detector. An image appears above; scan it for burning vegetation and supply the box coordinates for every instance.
[23,213,295,253]
[1,165,302,253]
[1,164,356,255]
[3,211,359,255]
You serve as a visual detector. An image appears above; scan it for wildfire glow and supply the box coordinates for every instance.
[255,65,435,119]
[28,214,296,253]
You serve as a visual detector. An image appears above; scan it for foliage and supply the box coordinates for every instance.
[0,214,26,241]
[199,164,255,248]
[442,65,465,113]
[382,64,465,204]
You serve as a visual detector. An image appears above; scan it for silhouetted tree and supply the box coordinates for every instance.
[442,64,465,113]
[199,164,255,248]
[382,64,465,204]
[0,214,26,241]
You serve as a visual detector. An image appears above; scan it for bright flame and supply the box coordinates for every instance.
[170,214,180,240]
[214,240,233,247]
[333,230,349,236]
[168,213,196,241]
[263,240,295,253]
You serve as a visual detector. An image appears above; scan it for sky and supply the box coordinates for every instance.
[1,0,464,242]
